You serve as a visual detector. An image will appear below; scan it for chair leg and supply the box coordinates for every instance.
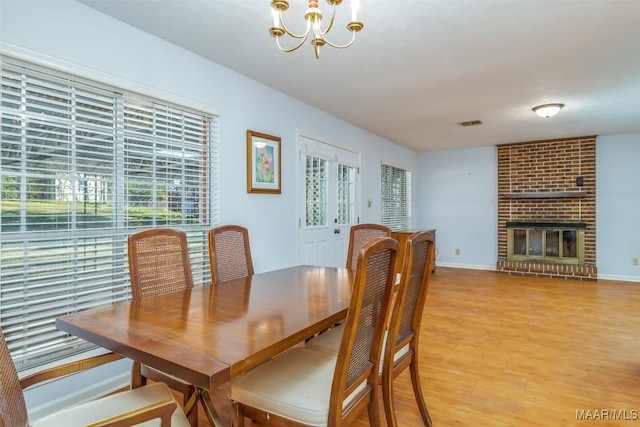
[131,361,144,389]
[382,370,400,427]
[368,382,383,427]
[409,360,432,426]
[232,402,245,427]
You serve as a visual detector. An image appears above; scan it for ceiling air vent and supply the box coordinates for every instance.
[457,120,483,127]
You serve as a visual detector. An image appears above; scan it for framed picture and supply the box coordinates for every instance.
[246,130,281,194]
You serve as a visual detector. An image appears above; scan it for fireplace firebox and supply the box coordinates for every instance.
[506,222,585,265]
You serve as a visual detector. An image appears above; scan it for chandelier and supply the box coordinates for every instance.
[269,0,363,59]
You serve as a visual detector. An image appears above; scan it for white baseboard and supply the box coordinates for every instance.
[436,262,496,271]
[596,273,640,283]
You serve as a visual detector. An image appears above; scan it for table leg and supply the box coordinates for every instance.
[199,388,224,427]
[184,387,224,427]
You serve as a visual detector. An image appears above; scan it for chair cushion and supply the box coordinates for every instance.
[32,382,190,427]
[230,347,338,427]
[306,325,410,374]
[305,324,343,354]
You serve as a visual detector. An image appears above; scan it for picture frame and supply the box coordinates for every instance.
[246,130,281,194]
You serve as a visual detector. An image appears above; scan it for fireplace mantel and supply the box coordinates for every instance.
[503,191,587,199]
[506,221,587,229]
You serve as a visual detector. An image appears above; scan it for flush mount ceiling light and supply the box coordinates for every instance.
[269,0,363,59]
[532,103,565,118]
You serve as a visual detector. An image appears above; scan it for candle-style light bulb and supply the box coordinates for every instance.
[351,0,360,21]
[312,15,322,34]
[272,8,279,27]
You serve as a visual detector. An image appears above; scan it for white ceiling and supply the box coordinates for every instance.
[78,0,640,152]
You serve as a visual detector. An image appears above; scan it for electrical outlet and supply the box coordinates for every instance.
[632,257,639,266]
[455,248,460,255]
[435,248,440,259]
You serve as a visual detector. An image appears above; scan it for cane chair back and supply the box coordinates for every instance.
[128,228,194,299]
[127,228,197,425]
[330,236,398,425]
[0,328,189,427]
[208,225,254,284]
[230,237,398,427]
[0,328,28,427]
[382,231,435,427]
[346,223,391,271]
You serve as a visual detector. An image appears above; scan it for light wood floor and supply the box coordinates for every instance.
[190,267,640,426]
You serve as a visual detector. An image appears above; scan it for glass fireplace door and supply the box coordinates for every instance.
[508,226,583,264]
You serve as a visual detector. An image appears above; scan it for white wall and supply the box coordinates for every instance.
[416,146,497,270]
[596,133,640,281]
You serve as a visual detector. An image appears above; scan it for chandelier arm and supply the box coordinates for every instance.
[321,30,357,49]
[275,33,310,53]
[316,4,336,36]
[279,14,312,39]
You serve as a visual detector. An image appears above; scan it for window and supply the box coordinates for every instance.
[0,56,219,370]
[380,163,412,231]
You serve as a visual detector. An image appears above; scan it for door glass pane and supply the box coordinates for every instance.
[305,156,327,226]
[529,230,543,256]
[336,164,355,225]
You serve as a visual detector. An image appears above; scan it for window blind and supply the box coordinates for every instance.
[0,56,219,370]
[380,163,412,231]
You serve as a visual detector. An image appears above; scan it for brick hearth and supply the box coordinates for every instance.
[497,136,597,280]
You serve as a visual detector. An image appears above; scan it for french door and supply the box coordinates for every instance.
[297,135,360,267]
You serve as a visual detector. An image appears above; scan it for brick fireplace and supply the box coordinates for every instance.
[496,136,597,280]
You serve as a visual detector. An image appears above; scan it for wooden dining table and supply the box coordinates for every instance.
[56,265,353,427]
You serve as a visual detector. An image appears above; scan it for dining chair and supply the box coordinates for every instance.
[229,236,399,427]
[345,223,391,270]
[128,228,194,299]
[208,225,254,284]
[0,327,190,427]
[127,228,197,425]
[381,230,435,427]
[306,231,436,427]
